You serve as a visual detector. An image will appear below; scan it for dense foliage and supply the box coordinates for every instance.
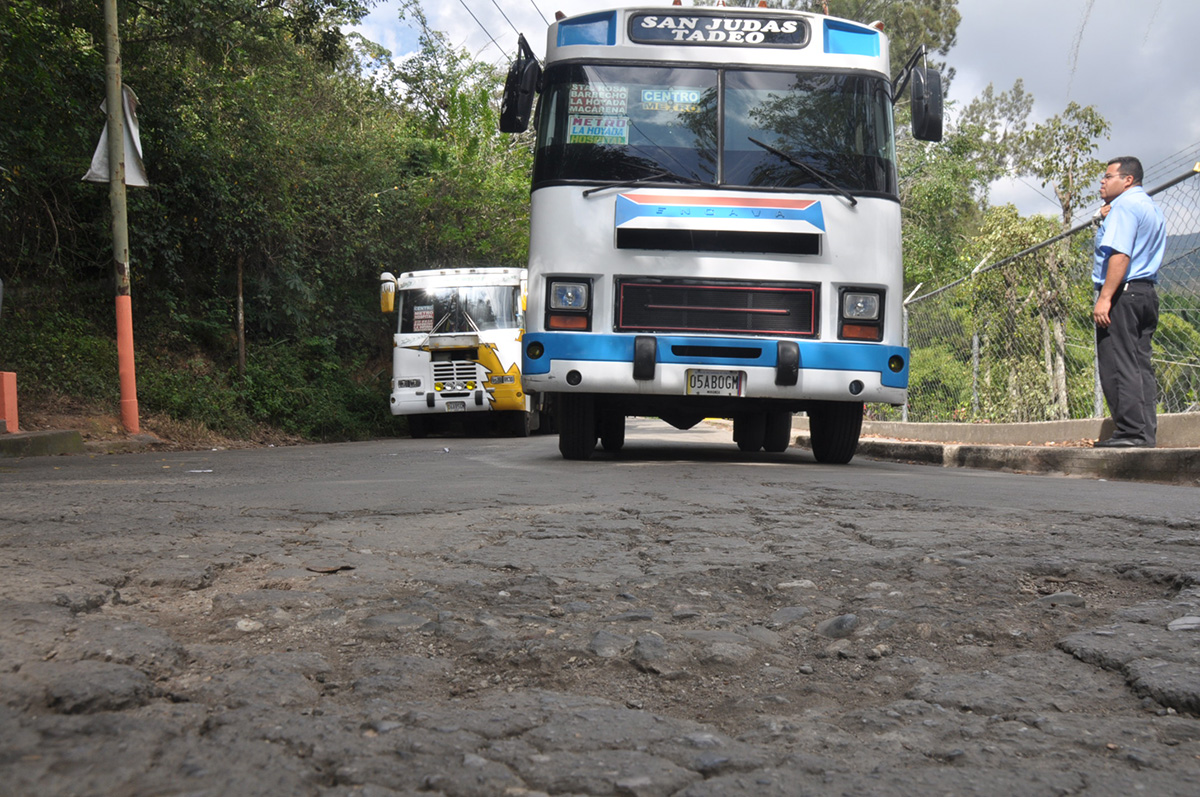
[0,0,531,439]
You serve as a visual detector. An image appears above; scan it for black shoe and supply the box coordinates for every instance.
[1094,437,1149,448]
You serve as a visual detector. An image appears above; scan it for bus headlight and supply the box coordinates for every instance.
[550,281,589,310]
[395,378,421,389]
[842,291,880,320]
[547,279,592,331]
[490,374,516,385]
[839,289,883,341]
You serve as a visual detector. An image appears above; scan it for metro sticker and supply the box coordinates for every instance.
[569,116,629,145]
[414,305,434,332]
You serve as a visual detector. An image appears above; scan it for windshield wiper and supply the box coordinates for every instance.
[582,169,715,198]
[747,137,857,207]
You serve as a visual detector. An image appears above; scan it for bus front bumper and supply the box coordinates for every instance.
[521,333,908,405]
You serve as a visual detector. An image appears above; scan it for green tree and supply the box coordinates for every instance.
[381,1,532,267]
[1019,102,1110,417]
[957,79,1035,185]
[898,118,991,290]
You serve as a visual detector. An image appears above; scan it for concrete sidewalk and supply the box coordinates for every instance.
[794,413,1200,486]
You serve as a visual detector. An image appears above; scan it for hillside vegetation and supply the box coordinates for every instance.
[1,0,531,441]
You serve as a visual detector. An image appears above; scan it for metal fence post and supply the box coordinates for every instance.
[901,283,922,423]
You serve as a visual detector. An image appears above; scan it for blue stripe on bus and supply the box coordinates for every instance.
[824,20,880,56]
[557,12,617,47]
[614,194,826,231]
[524,333,908,388]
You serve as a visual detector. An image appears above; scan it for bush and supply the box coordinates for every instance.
[236,337,392,441]
[0,306,119,401]
[0,304,397,442]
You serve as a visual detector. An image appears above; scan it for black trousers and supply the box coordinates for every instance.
[1096,281,1158,444]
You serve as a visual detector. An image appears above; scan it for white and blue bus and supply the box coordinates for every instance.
[500,4,942,462]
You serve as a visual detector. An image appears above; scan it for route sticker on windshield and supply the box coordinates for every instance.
[568,85,627,115]
[414,305,434,332]
[569,116,629,145]
[640,88,702,113]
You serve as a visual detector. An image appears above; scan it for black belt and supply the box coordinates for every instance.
[1095,278,1157,290]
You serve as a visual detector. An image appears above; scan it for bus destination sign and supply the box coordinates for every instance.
[629,13,808,48]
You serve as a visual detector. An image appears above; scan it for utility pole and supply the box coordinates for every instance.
[103,0,139,433]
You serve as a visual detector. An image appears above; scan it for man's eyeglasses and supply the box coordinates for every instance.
[1101,172,1129,182]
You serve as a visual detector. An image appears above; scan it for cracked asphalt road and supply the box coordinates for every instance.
[2,419,1199,796]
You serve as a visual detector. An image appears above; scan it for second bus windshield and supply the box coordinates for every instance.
[534,64,897,196]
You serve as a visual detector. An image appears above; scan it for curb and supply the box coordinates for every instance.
[795,433,1200,486]
[0,430,86,458]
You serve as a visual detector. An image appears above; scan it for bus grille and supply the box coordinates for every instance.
[615,279,818,337]
[433,361,481,383]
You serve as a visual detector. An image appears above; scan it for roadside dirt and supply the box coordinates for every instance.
[15,393,304,451]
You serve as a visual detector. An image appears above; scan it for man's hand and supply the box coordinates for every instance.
[1094,295,1112,328]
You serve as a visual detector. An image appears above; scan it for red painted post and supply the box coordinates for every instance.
[115,296,138,434]
[0,372,18,433]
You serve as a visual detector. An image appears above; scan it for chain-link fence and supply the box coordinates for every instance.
[901,148,1200,424]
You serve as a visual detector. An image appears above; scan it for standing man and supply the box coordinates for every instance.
[1093,156,1167,448]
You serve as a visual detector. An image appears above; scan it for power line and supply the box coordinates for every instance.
[527,0,549,27]
[456,0,507,58]
[487,0,521,37]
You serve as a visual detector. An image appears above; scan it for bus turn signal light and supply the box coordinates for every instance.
[548,314,589,330]
[840,323,882,341]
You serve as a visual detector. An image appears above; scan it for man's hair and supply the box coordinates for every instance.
[1108,156,1144,184]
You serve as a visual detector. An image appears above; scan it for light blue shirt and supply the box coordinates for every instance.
[1093,185,1166,286]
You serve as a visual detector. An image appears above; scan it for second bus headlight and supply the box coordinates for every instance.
[842,292,881,321]
[550,281,589,311]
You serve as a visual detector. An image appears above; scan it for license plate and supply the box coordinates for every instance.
[446,401,467,412]
[686,369,744,397]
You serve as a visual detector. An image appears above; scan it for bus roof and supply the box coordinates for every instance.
[545,6,890,73]
[393,268,526,291]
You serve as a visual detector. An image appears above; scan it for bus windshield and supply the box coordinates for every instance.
[399,286,521,335]
[534,64,896,195]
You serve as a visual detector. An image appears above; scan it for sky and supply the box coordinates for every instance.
[346,0,1200,221]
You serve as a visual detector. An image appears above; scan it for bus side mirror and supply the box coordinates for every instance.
[911,67,943,142]
[499,34,541,134]
[380,273,396,314]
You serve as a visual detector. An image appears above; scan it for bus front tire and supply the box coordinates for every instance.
[808,401,863,464]
[558,394,597,460]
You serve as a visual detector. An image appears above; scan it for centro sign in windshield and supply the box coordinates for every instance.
[629,13,809,47]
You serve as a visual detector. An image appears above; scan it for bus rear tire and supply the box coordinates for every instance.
[598,410,625,452]
[763,410,793,452]
[558,394,597,460]
[734,412,766,452]
[808,401,863,464]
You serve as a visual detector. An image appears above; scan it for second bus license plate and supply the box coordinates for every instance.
[686,369,745,397]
